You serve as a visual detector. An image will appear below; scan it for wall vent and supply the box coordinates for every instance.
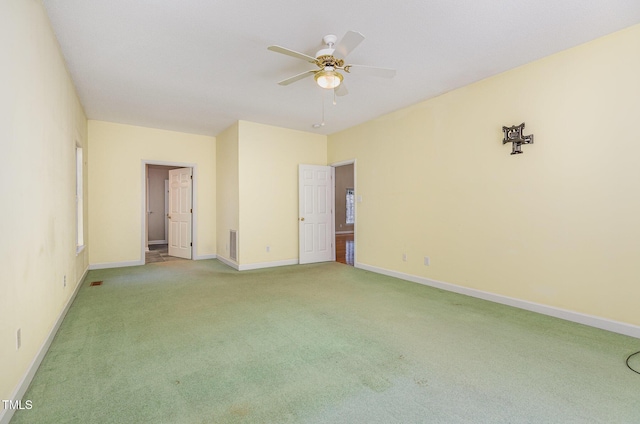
[230,230,237,262]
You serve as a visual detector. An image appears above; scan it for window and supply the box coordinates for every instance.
[76,146,84,253]
[346,188,355,225]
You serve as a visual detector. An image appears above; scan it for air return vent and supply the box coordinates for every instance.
[230,230,237,261]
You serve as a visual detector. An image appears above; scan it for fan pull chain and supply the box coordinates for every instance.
[312,90,326,128]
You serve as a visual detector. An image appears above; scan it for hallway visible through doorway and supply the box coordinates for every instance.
[335,233,354,266]
[145,244,188,263]
[334,162,355,267]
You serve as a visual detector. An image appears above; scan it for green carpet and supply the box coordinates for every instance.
[11,260,640,423]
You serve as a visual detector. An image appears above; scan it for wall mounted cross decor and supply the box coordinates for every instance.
[502,123,533,155]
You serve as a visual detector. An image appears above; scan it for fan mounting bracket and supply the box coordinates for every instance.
[322,34,338,47]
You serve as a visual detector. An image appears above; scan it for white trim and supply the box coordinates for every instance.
[330,159,356,167]
[355,262,640,339]
[217,256,239,270]
[218,258,296,272]
[335,231,354,235]
[194,254,217,260]
[89,260,143,270]
[331,166,336,262]
[164,180,169,243]
[75,145,84,251]
[142,161,197,263]
[191,166,199,259]
[0,267,88,424]
[239,259,298,271]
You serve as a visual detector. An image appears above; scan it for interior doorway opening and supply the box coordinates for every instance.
[143,162,194,263]
[147,165,176,246]
[333,161,355,266]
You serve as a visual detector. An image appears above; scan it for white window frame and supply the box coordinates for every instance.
[76,145,85,254]
[346,188,355,225]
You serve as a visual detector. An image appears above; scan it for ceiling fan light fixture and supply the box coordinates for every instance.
[315,70,343,89]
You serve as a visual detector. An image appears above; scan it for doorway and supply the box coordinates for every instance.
[147,165,172,246]
[333,161,355,266]
[143,162,195,263]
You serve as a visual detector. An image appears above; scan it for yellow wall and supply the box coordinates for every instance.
[238,121,327,266]
[216,122,240,263]
[0,0,88,404]
[88,121,216,265]
[328,24,640,326]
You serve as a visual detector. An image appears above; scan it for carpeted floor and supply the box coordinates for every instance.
[11,260,640,423]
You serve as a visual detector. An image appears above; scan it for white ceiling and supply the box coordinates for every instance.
[42,0,640,136]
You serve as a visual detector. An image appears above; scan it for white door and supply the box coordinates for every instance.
[299,164,334,264]
[168,168,192,259]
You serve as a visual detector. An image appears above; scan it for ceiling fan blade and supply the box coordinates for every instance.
[268,45,317,64]
[335,82,348,97]
[333,31,365,59]
[277,70,316,86]
[345,64,396,78]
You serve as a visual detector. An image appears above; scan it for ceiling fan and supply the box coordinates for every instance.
[267,31,396,96]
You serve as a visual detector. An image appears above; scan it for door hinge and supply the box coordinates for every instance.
[190,208,193,213]
[190,175,193,179]
[190,242,192,246]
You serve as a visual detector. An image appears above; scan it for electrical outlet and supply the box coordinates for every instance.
[266,246,270,253]
[16,328,21,350]
[424,256,430,266]
[402,253,407,262]
[63,275,66,287]
[225,243,228,251]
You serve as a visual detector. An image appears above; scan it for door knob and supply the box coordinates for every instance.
[300,217,305,221]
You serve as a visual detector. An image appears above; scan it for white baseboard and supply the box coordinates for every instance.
[335,231,354,235]
[90,255,217,267]
[239,259,298,271]
[89,259,144,270]
[217,256,239,270]
[0,267,88,424]
[148,240,167,245]
[355,262,640,339]
[194,254,216,260]
[216,257,298,271]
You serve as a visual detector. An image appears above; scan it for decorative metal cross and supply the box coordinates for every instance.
[502,123,533,155]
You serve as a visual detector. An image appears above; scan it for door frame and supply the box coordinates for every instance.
[164,179,169,243]
[330,159,357,265]
[141,160,198,262]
